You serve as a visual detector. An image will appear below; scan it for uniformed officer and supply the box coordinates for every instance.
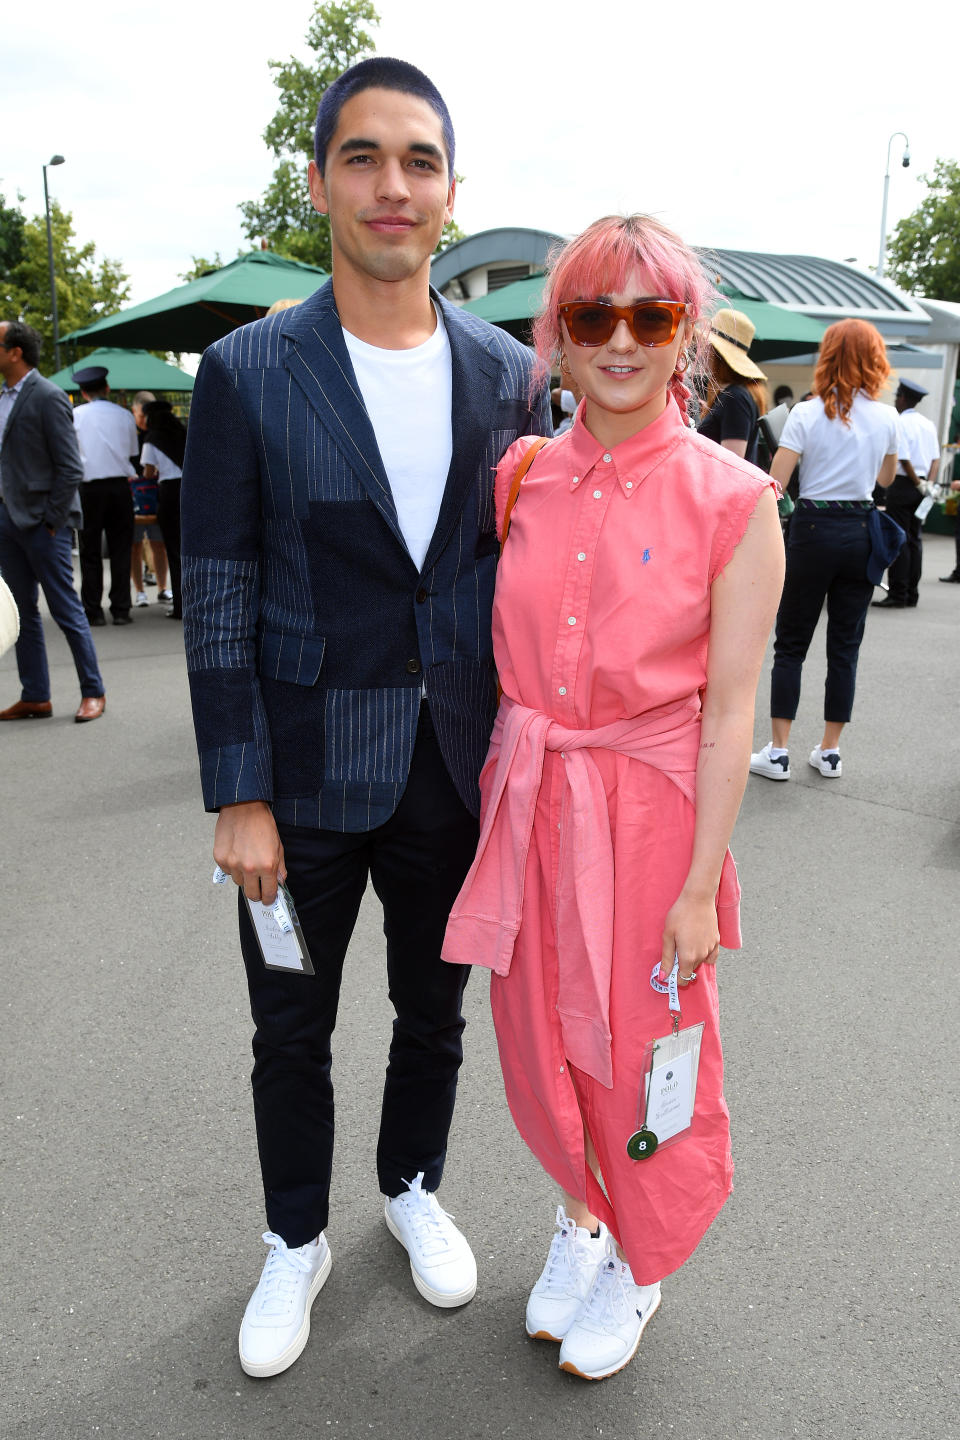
[873,379,940,609]
[72,365,139,625]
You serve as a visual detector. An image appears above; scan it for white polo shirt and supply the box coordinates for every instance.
[73,398,139,481]
[779,392,900,500]
[140,441,182,482]
[897,408,940,478]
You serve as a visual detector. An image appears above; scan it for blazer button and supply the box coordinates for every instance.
[406,658,422,675]
[416,587,428,604]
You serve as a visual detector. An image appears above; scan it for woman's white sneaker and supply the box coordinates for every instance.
[749,742,791,780]
[238,1231,331,1378]
[384,1172,477,1307]
[558,1243,661,1380]
[525,1207,609,1341]
[809,745,842,777]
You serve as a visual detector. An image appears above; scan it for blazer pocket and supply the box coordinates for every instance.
[258,630,326,684]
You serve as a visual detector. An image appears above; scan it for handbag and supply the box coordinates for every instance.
[866,506,906,586]
[500,437,550,550]
[0,572,20,657]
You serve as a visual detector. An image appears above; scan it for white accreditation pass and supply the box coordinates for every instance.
[213,867,314,974]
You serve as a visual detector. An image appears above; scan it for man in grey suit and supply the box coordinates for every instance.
[181,57,550,1376]
[0,321,106,722]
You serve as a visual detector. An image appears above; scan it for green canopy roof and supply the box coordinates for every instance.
[47,347,194,393]
[62,251,329,354]
[462,273,827,360]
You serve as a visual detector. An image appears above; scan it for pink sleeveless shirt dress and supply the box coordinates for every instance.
[443,398,772,1283]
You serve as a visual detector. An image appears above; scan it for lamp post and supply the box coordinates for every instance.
[877,132,909,280]
[42,154,65,371]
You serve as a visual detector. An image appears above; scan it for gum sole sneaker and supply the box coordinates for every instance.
[809,745,842,777]
[558,1247,661,1381]
[384,1171,477,1308]
[749,742,791,780]
[526,1207,609,1342]
[239,1231,331,1378]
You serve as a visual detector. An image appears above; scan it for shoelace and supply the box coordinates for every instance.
[254,1231,316,1317]
[539,1208,598,1296]
[578,1255,633,1328]
[396,1173,457,1257]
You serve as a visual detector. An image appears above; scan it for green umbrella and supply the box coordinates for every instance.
[462,273,827,360]
[47,347,194,393]
[62,251,329,354]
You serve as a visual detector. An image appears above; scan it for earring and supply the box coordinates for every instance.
[675,353,689,375]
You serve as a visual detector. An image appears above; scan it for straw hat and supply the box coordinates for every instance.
[707,308,767,380]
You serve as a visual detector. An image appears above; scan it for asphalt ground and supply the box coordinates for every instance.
[1,539,958,1440]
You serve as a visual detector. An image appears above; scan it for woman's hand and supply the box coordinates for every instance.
[659,890,720,986]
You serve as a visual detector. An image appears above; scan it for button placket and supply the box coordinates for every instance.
[549,465,614,717]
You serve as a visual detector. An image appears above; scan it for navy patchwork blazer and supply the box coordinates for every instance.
[181,281,551,831]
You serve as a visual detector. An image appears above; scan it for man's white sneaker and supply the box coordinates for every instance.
[238,1231,331,1378]
[134,591,149,607]
[809,745,842,777]
[749,742,791,781]
[384,1172,477,1308]
[525,1207,609,1341]
[558,1243,661,1380]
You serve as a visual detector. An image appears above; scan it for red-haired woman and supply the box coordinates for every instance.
[750,319,899,782]
[443,216,784,1379]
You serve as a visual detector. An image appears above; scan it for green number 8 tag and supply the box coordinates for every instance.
[626,1127,658,1161]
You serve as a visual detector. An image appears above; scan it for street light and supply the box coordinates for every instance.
[42,154,65,371]
[877,132,910,280]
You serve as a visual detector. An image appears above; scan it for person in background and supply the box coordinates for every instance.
[72,364,138,626]
[550,384,578,435]
[873,378,940,609]
[140,400,185,618]
[130,390,171,607]
[443,215,783,1381]
[696,307,769,466]
[750,319,899,782]
[773,385,794,410]
[0,321,105,722]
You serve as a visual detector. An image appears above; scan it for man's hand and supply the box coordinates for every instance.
[213,800,286,905]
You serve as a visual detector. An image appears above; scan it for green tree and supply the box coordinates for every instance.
[240,0,464,268]
[887,157,960,301]
[0,197,129,370]
[179,253,225,283]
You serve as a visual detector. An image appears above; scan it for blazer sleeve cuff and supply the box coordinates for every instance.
[199,743,274,814]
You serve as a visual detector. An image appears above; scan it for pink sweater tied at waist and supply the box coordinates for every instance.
[441,695,742,1088]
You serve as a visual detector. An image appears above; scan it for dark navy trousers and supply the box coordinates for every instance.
[770,510,873,724]
[0,505,104,701]
[239,702,478,1247]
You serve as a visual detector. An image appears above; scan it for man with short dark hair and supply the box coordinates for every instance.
[0,320,105,722]
[72,364,139,625]
[182,55,550,1376]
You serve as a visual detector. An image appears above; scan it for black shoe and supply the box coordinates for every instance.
[871,596,906,608]
[112,613,134,625]
[940,572,960,584]
[165,609,183,620]
[906,597,919,607]
[88,612,106,627]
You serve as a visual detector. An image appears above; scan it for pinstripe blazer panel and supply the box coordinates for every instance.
[181,280,551,831]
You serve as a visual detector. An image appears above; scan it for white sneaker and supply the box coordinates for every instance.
[526,1207,609,1341]
[384,1172,477,1307]
[809,745,842,777]
[558,1242,661,1380]
[158,588,173,603]
[749,742,791,781]
[134,591,149,607]
[238,1230,331,1378]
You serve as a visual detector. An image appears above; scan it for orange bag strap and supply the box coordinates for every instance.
[500,437,550,552]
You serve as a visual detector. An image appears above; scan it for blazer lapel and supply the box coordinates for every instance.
[1,370,40,447]
[421,296,500,574]
[280,282,402,543]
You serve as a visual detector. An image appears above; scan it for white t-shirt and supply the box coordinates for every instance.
[73,398,139,481]
[140,441,182,482]
[779,392,900,501]
[342,306,452,570]
[897,408,940,478]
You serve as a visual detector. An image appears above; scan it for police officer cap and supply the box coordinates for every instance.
[897,377,928,400]
[72,364,109,387]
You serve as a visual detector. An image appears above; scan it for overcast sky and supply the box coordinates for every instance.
[5,0,952,308]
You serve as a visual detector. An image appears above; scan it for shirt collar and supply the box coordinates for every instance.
[562,394,688,497]
[0,367,37,399]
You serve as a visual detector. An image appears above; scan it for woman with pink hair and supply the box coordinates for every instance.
[443,216,784,1379]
